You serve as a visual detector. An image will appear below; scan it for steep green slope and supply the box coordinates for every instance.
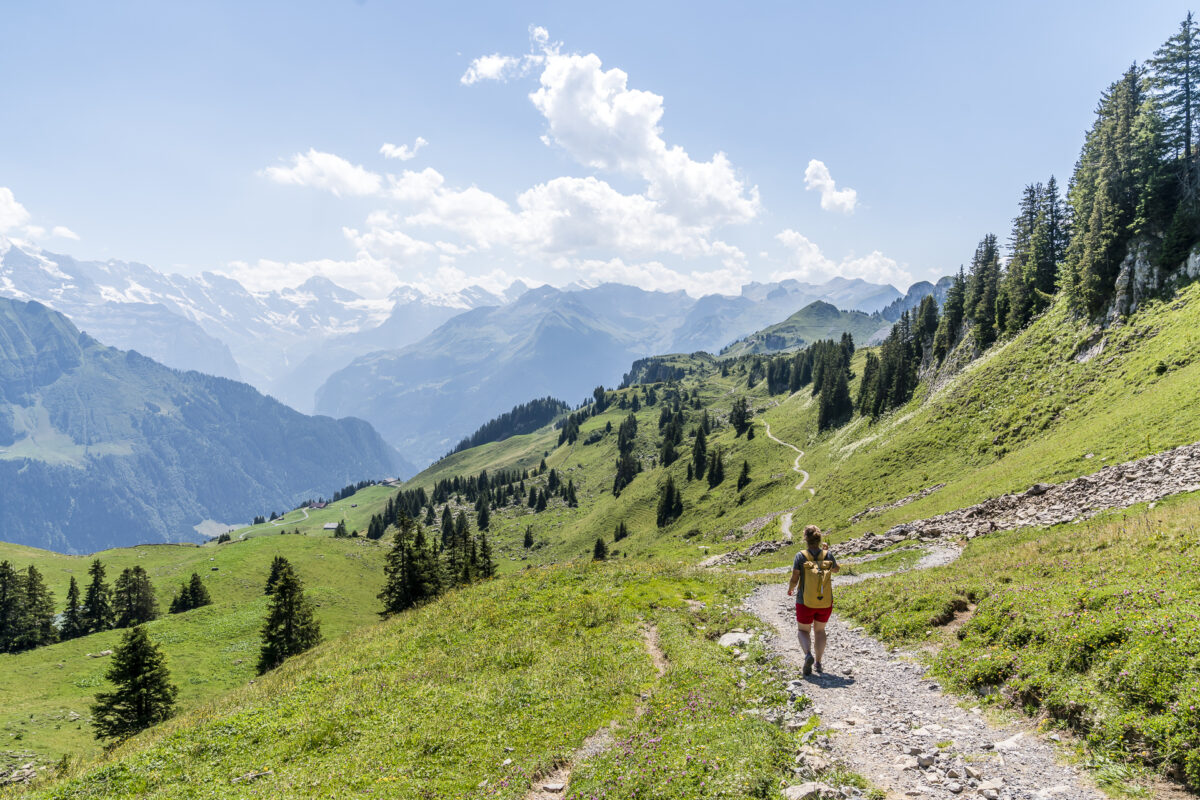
[27,565,797,800]
[720,300,891,356]
[0,534,388,764]
[0,297,403,553]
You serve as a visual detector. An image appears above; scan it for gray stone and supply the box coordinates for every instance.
[718,632,752,648]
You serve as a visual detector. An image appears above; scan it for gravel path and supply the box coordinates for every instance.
[762,420,815,495]
[746,577,1106,800]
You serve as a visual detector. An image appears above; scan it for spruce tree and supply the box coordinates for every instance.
[90,626,177,741]
[15,565,56,650]
[1149,12,1200,199]
[187,573,212,609]
[592,537,608,561]
[566,479,578,507]
[746,424,755,441]
[737,460,752,491]
[257,563,321,673]
[81,559,114,635]
[60,576,85,641]
[264,556,290,596]
[477,501,490,531]
[0,561,22,652]
[477,530,496,578]
[614,521,628,541]
[656,476,683,527]
[113,566,158,628]
[707,448,725,488]
[523,525,534,548]
[535,489,548,512]
[932,269,967,362]
[692,427,707,479]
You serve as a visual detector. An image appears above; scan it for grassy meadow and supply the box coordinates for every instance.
[0,534,388,763]
[20,565,806,800]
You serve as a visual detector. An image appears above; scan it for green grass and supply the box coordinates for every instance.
[21,565,799,800]
[836,491,1200,789]
[0,535,388,763]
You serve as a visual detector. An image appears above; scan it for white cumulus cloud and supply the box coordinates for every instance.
[380,137,428,161]
[262,149,382,197]
[774,229,911,287]
[529,48,759,226]
[0,187,33,234]
[803,160,857,214]
[0,187,78,243]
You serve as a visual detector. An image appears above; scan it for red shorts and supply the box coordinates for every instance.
[795,604,832,625]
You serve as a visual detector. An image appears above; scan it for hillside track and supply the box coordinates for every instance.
[747,565,1106,800]
[523,625,668,800]
[761,420,814,495]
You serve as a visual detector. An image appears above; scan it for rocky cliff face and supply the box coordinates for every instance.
[1107,239,1200,322]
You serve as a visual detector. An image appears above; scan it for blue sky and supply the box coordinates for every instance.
[0,1,1191,297]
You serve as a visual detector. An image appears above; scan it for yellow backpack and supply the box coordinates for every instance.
[801,547,833,609]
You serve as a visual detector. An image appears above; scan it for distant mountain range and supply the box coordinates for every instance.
[0,237,515,411]
[719,301,893,356]
[313,278,912,466]
[0,297,408,553]
[0,236,944,467]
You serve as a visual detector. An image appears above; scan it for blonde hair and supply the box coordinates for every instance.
[804,525,822,548]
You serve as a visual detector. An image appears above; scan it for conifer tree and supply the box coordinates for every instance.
[91,626,177,742]
[737,460,752,491]
[593,537,608,561]
[729,396,750,435]
[817,360,853,431]
[478,530,496,578]
[692,426,707,479]
[614,521,628,541]
[258,563,321,673]
[706,448,725,488]
[535,489,548,512]
[81,559,114,635]
[187,573,212,609]
[60,576,85,641]
[264,556,290,596]
[1150,12,1200,198]
[477,501,490,531]
[932,269,966,362]
[566,479,578,507]
[746,424,755,441]
[656,476,684,527]
[0,562,22,652]
[113,566,159,628]
[523,525,534,548]
[15,565,56,650]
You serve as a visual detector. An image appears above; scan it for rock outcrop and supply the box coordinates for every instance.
[840,441,1200,556]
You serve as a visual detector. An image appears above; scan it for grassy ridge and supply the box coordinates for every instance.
[837,491,1200,788]
[25,565,797,800]
[0,535,387,762]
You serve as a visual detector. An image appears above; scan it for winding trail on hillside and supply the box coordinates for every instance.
[747,562,1105,800]
[523,625,668,800]
[761,420,814,495]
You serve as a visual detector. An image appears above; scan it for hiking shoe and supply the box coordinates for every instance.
[814,661,824,674]
[803,654,814,675]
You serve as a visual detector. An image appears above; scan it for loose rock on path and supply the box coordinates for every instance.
[746,580,1106,800]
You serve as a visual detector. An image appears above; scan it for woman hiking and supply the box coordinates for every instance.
[786,524,839,675]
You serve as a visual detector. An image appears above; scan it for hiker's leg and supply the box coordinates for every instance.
[796,622,812,655]
[813,619,828,662]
